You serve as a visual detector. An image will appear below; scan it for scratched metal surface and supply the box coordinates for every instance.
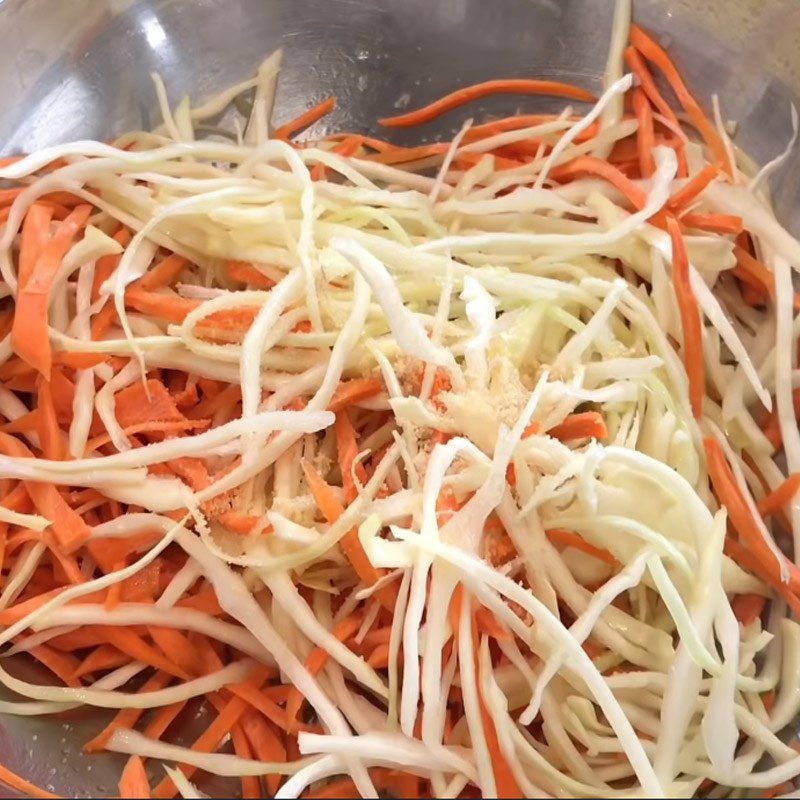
[0,0,798,796]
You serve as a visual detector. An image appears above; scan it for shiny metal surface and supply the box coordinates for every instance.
[0,0,798,795]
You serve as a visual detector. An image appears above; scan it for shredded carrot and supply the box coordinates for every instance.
[546,528,618,566]
[12,204,92,378]
[101,626,189,680]
[380,78,595,128]
[301,459,383,588]
[758,474,800,519]
[548,412,608,441]
[136,253,188,291]
[114,379,185,428]
[668,164,719,211]
[363,143,450,166]
[549,156,647,209]
[29,644,81,687]
[0,763,58,800]
[17,203,54,290]
[632,87,656,178]
[273,97,337,141]
[285,613,363,727]
[630,25,730,172]
[304,778,360,799]
[0,433,91,553]
[226,260,275,289]
[667,216,705,419]
[241,711,287,794]
[230,724,263,799]
[216,511,264,535]
[85,670,173,752]
[733,245,776,300]
[731,593,767,626]
[706,438,800,596]
[680,212,744,235]
[35,377,66,460]
[152,672,268,799]
[328,378,384,412]
[334,409,368,505]
[73,645,129,679]
[119,755,151,799]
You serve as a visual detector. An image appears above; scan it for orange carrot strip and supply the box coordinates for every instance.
[114,378,184,428]
[305,778,360,799]
[228,682,289,732]
[522,420,542,439]
[17,204,54,290]
[462,113,580,142]
[668,164,719,211]
[325,132,395,152]
[631,87,656,178]
[630,25,730,172]
[0,589,103,627]
[763,783,796,800]
[360,142,451,166]
[119,755,151,799]
[131,253,187,292]
[84,670,172,752]
[148,626,201,676]
[548,412,608,441]
[724,539,800,619]
[334,409,368,505]
[624,47,682,132]
[285,614,363,727]
[301,459,383,589]
[380,79,596,128]
[123,286,199,324]
[733,245,776,300]
[546,528,618,566]
[143,699,186,742]
[216,511,267,536]
[90,301,119,340]
[230,724,262,799]
[35,378,65,460]
[758,474,800,519]
[0,763,58,800]
[479,681,521,797]
[706,437,800,595]
[312,134,363,180]
[0,187,24,206]
[73,645,129,679]
[475,606,511,641]
[28,643,81,687]
[0,433,90,553]
[273,97,337,141]
[84,419,210,454]
[226,260,275,289]
[367,642,391,668]
[549,156,647,209]
[667,216,704,419]
[185,382,241,420]
[152,692,255,798]
[101,626,189,680]
[241,711,287,794]
[328,378,384,412]
[12,204,92,379]
[731,593,767,626]
[680,212,743,235]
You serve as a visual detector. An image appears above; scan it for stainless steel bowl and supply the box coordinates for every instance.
[0,0,798,796]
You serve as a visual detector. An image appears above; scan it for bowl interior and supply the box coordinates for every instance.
[0,0,799,795]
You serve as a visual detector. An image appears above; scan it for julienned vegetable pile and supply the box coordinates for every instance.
[0,2,800,797]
